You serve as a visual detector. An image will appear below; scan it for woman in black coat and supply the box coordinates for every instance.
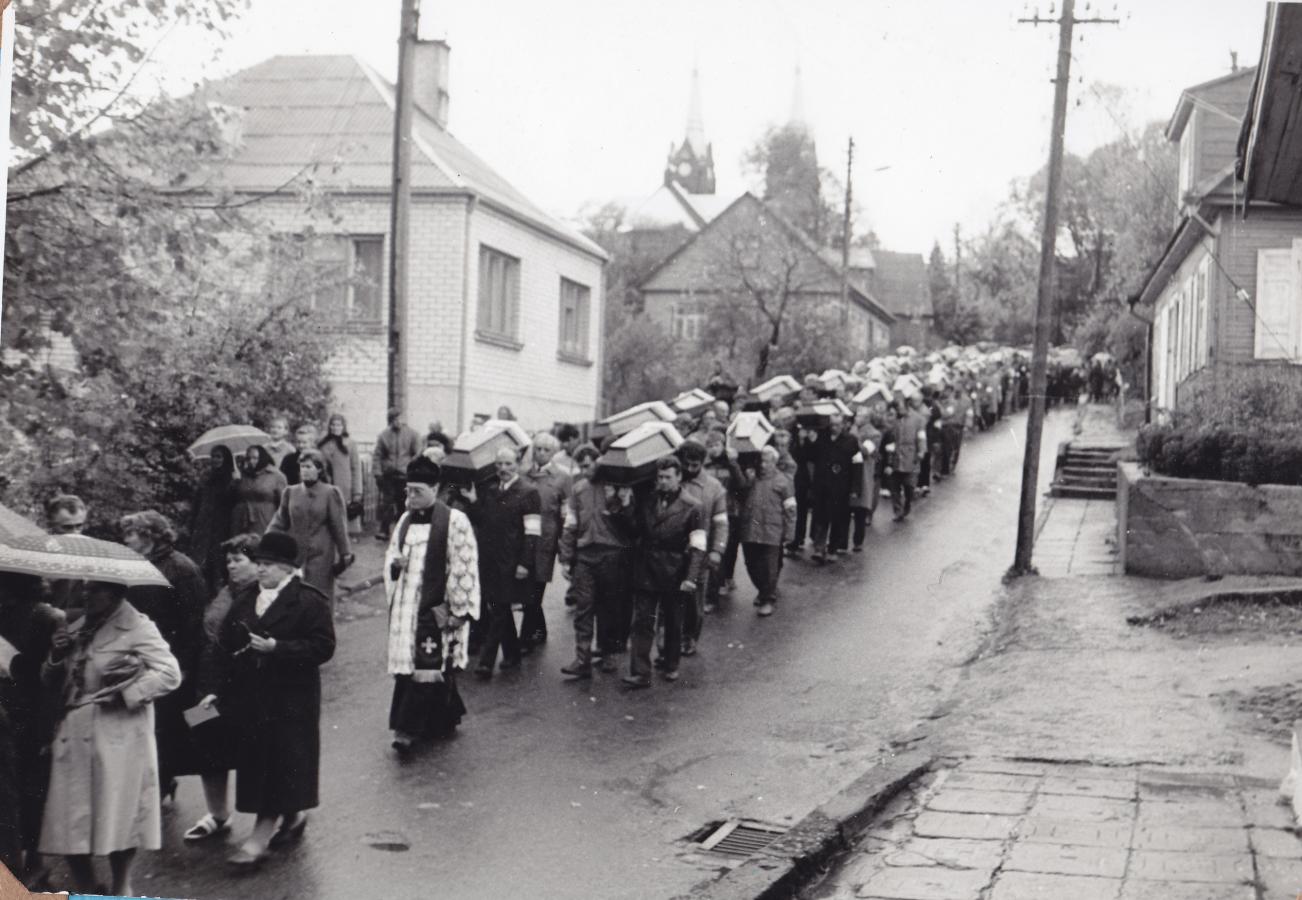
[217,531,335,866]
[121,510,207,802]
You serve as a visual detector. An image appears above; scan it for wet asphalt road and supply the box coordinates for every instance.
[122,408,1073,900]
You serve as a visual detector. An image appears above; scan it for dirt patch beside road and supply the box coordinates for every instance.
[1128,589,1302,641]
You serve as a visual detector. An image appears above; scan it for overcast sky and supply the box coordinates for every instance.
[155,0,1265,254]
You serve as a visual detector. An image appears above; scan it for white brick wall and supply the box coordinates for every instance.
[463,204,604,432]
[247,193,604,439]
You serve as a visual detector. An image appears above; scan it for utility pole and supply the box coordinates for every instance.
[953,222,962,313]
[840,135,855,329]
[387,0,420,413]
[1010,0,1119,577]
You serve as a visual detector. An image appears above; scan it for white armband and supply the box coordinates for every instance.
[523,514,542,537]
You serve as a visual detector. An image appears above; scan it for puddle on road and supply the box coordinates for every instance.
[363,830,411,851]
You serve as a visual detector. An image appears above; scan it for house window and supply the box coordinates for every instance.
[1178,126,1195,199]
[672,298,705,341]
[558,277,591,360]
[477,245,521,340]
[1194,259,1209,368]
[1254,246,1299,361]
[271,234,384,325]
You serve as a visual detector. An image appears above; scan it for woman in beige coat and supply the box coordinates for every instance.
[40,580,181,897]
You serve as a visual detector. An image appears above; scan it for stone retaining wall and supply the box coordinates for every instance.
[1118,461,1302,578]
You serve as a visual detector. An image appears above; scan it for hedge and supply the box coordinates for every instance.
[1137,423,1302,487]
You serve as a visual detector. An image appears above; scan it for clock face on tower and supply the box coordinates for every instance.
[677,161,693,177]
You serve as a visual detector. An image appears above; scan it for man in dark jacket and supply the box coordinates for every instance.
[808,413,862,562]
[622,457,707,688]
[373,408,423,541]
[558,446,635,678]
[468,447,541,679]
[678,440,729,656]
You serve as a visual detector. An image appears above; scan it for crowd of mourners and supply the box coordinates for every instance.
[0,344,1100,894]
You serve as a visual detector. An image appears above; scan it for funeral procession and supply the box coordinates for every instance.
[5,1,1302,898]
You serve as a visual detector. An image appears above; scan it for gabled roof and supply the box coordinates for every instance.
[1238,1,1302,206]
[204,54,605,260]
[625,181,736,233]
[869,249,933,319]
[638,192,894,323]
[1166,66,1256,142]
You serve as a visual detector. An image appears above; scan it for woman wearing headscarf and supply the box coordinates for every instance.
[189,444,238,597]
[120,511,207,805]
[232,445,286,535]
[267,448,353,606]
[182,533,261,843]
[218,532,335,866]
[39,580,181,897]
[317,414,365,536]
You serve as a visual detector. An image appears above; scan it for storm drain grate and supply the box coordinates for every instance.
[687,819,789,858]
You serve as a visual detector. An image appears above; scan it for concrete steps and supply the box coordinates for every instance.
[1051,442,1124,499]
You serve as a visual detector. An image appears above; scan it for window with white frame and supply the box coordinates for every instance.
[558,277,591,360]
[1254,245,1300,361]
[477,245,521,340]
[672,298,705,341]
[1194,259,1209,367]
[1178,125,1195,199]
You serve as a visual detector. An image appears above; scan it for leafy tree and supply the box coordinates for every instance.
[2,0,337,536]
[743,125,839,246]
[927,241,958,338]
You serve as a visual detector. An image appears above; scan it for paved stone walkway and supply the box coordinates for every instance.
[1034,495,1120,577]
[810,757,1302,900]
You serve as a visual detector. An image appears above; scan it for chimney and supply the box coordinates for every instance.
[411,38,450,129]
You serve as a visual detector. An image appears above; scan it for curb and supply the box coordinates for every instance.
[681,741,935,900]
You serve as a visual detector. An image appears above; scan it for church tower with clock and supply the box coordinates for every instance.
[663,66,716,195]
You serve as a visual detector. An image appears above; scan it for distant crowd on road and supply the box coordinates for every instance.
[0,342,1107,893]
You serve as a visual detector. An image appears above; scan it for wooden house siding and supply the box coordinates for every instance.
[1213,208,1302,363]
[1192,75,1254,187]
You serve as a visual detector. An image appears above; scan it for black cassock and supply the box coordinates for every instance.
[389,503,468,738]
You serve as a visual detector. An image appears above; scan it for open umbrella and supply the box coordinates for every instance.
[0,502,44,542]
[0,533,169,587]
[188,424,272,460]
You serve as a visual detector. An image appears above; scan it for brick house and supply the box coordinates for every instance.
[638,192,894,366]
[208,51,607,440]
[1137,59,1302,411]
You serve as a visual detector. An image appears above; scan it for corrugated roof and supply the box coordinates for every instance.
[204,54,604,259]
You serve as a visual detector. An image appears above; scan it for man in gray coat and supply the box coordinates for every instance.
[737,447,796,617]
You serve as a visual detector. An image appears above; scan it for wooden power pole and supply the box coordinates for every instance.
[387,0,420,413]
[953,222,961,313]
[840,135,855,328]
[1011,0,1118,577]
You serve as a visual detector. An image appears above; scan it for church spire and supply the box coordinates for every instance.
[663,63,716,194]
[685,64,706,157]
[789,63,808,132]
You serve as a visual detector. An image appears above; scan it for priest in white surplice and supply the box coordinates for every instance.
[384,456,480,754]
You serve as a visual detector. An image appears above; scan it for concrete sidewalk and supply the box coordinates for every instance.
[1034,402,1130,577]
[811,757,1300,899]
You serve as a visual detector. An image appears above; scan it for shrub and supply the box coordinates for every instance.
[1137,422,1302,487]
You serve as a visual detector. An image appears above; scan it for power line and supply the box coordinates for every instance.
[1075,69,1294,359]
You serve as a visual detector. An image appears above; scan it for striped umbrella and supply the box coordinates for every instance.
[187,424,272,460]
[0,502,44,542]
[0,533,169,587]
